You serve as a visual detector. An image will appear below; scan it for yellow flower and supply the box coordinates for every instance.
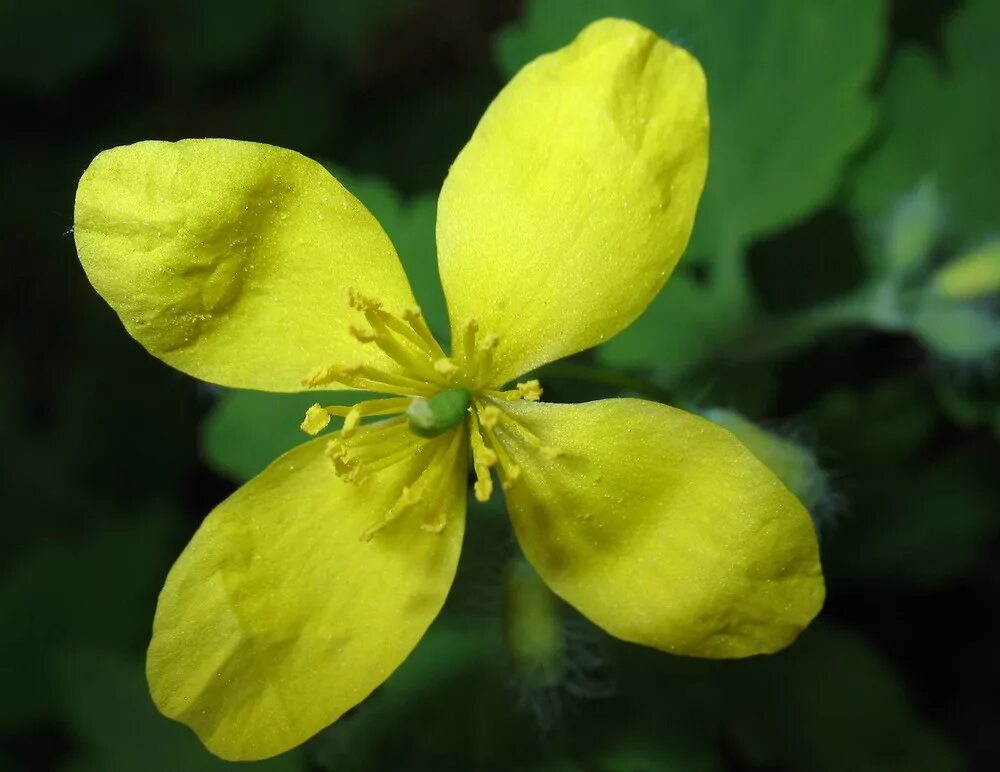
[73,18,823,761]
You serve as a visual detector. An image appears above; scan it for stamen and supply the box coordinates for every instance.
[342,405,363,437]
[468,409,497,502]
[360,429,463,541]
[516,380,543,401]
[489,400,562,459]
[350,321,440,382]
[302,363,435,396]
[419,429,465,533]
[349,325,377,343]
[483,379,544,402]
[480,405,501,430]
[461,318,480,368]
[325,417,416,483]
[301,404,332,435]
[475,402,522,492]
[434,358,460,379]
[402,307,447,359]
[472,400,566,494]
[300,397,411,437]
[305,290,457,397]
[476,333,500,381]
[348,288,382,312]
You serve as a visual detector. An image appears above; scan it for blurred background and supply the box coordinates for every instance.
[2,0,998,770]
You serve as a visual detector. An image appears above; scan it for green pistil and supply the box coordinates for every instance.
[406,388,471,438]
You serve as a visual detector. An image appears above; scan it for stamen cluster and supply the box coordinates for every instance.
[297,290,560,540]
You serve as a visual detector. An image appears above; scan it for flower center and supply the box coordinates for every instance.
[293,289,559,538]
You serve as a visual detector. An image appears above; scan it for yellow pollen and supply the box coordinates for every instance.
[481,405,501,430]
[302,364,340,388]
[474,477,493,502]
[516,380,543,401]
[300,404,332,435]
[348,288,382,312]
[349,325,377,343]
[434,358,460,378]
[501,464,522,491]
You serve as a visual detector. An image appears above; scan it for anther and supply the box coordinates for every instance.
[540,446,563,460]
[474,477,493,502]
[434,358,459,378]
[349,325,377,343]
[481,405,501,430]
[516,380,543,401]
[301,404,332,435]
[501,464,522,491]
[302,365,340,388]
[348,288,382,312]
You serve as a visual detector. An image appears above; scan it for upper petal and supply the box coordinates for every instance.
[499,398,824,658]
[437,19,708,386]
[74,139,417,391]
[147,433,466,760]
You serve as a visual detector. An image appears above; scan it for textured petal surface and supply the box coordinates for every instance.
[75,139,416,391]
[147,435,466,760]
[501,399,824,658]
[437,18,708,386]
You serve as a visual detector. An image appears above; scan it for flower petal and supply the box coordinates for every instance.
[147,435,466,760]
[75,139,416,391]
[500,399,824,658]
[437,19,708,386]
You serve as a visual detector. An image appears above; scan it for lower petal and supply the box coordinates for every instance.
[147,434,466,760]
[500,399,824,658]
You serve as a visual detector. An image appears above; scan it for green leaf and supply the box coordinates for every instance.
[597,271,744,382]
[823,449,1000,588]
[597,729,719,772]
[150,0,283,81]
[0,511,180,730]
[713,624,967,772]
[910,300,1000,362]
[309,616,510,772]
[54,647,302,772]
[852,0,1000,243]
[877,179,946,279]
[0,0,122,95]
[808,379,937,467]
[293,0,420,60]
[497,0,885,373]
